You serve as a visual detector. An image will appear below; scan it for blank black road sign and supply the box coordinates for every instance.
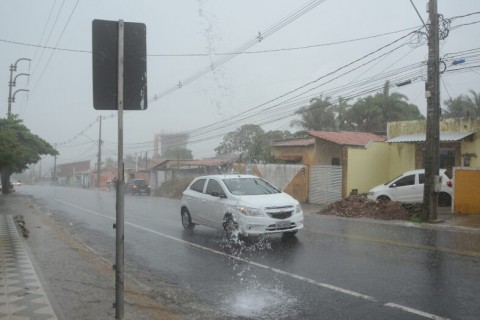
[92,19,147,110]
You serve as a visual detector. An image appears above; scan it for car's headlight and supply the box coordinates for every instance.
[368,191,374,196]
[295,203,302,214]
[238,206,263,217]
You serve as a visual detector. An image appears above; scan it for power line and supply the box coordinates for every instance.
[150,0,327,102]
[149,26,420,57]
[90,33,422,153]
[30,0,80,95]
[2,19,477,58]
[31,0,58,64]
[30,0,66,78]
[176,31,416,140]
[56,46,480,155]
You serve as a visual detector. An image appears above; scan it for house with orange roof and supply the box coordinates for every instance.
[270,131,386,203]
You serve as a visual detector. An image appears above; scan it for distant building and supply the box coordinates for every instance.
[56,160,91,187]
[153,132,189,158]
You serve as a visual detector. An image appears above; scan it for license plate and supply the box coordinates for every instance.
[276,220,291,228]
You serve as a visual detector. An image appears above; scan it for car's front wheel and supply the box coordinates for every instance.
[377,195,391,202]
[282,230,298,238]
[223,215,239,239]
[181,208,195,231]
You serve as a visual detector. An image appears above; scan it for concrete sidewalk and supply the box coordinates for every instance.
[0,214,57,320]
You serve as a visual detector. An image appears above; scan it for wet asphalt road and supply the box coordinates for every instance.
[18,185,480,320]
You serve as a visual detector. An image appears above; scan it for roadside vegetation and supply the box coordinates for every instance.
[0,115,57,194]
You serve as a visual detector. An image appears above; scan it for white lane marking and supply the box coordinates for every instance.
[53,198,448,319]
[385,303,449,320]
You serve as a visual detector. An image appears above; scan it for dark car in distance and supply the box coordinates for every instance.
[126,179,151,195]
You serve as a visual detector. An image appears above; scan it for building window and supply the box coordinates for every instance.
[440,148,455,169]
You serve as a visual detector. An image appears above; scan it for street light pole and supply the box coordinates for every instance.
[7,58,31,115]
[97,116,102,188]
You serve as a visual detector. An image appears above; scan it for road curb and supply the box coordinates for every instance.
[309,213,480,234]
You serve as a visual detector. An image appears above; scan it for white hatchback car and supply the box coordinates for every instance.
[180,174,304,237]
[367,169,453,206]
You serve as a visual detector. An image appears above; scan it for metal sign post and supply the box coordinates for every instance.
[92,18,146,319]
[115,19,125,320]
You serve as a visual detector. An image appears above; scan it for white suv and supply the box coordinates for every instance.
[180,174,304,237]
[367,169,453,206]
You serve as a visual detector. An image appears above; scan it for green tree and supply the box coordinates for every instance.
[344,81,423,132]
[466,89,480,116]
[343,95,384,132]
[0,115,58,194]
[334,97,354,131]
[291,96,336,131]
[215,124,265,160]
[215,125,293,162]
[443,90,480,117]
[163,147,193,160]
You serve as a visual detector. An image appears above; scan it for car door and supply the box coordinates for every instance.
[415,173,426,202]
[389,174,416,202]
[185,178,207,223]
[204,178,228,228]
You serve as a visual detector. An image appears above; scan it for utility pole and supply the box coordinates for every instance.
[7,58,31,115]
[423,0,441,221]
[145,151,148,173]
[53,143,57,184]
[97,116,103,188]
[115,20,125,319]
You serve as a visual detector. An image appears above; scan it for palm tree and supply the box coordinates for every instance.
[466,90,480,116]
[442,91,480,118]
[291,96,336,131]
[343,81,423,133]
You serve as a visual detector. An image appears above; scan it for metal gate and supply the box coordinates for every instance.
[309,165,342,204]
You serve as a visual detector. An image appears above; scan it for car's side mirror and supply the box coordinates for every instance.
[211,191,226,198]
[390,183,397,188]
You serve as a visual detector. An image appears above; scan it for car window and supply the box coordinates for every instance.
[393,174,415,187]
[222,177,280,195]
[419,174,425,184]
[206,179,223,196]
[384,174,401,185]
[134,180,147,186]
[190,179,206,193]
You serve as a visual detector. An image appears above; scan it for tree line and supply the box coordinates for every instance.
[215,81,480,162]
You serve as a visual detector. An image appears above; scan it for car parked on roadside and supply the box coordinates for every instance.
[126,179,151,195]
[180,174,304,238]
[367,169,453,206]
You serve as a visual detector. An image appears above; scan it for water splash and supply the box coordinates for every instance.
[223,286,299,319]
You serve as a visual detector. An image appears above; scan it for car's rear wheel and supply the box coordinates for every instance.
[438,192,452,207]
[181,208,195,231]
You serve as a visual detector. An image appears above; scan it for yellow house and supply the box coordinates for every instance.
[346,117,479,196]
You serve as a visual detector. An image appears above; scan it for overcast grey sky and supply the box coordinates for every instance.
[1,0,479,172]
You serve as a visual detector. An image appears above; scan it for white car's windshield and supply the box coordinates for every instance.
[222,177,281,195]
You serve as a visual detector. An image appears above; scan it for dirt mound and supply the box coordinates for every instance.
[319,195,423,220]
